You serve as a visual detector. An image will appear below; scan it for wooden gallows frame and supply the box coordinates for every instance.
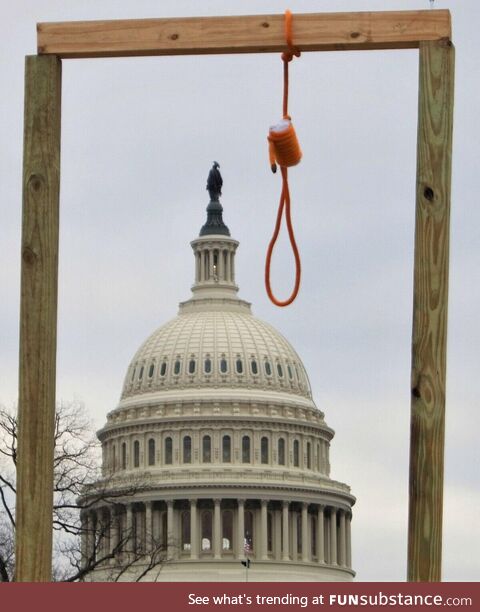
[16,9,454,582]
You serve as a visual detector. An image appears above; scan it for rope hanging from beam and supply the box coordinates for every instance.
[265,9,302,307]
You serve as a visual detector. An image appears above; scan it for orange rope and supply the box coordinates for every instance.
[265,9,302,307]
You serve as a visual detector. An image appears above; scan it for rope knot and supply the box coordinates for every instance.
[282,9,301,63]
[264,10,302,307]
[281,48,300,63]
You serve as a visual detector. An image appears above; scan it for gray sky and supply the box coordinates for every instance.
[1,0,479,581]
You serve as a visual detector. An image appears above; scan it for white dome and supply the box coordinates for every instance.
[90,190,354,583]
[121,309,312,402]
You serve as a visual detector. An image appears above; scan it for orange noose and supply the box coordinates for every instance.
[265,9,302,307]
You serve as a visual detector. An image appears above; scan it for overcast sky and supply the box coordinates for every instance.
[1,0,479,581]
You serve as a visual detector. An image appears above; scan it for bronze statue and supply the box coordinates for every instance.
[206,161,223,201]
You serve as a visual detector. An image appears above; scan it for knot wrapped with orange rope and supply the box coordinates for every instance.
[265,9,302,307]
[268,118,302,173]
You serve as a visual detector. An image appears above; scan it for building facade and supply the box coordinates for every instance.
[81,170,355,581]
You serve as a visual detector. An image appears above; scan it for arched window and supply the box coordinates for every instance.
[181,510,191,551]
[287,364,293,380]
[201,511,212,551]
[204,358,212,374]
[165,437,173,464]
[112,445,116,470]
[174,360,181,375]
[244,510,254,553]
[131,367,136,382]
[251,359,258,375]
[148,363,155,378]
[277,363,283,378]
[220,358,228,374]
[264,361,272,376]
[261,437,269,464]
[307,441,312,469]
[242,435,251,463]
[236,358,243,374]
[293,440,300,467]
[222,510,233,551]
[148,438,155,466]
[160,361,167,376]
[139,366,144,381]
[121,442,127,469]
[317,443,321,471]
[222,435,231,462]
[183,436,192,463]
[133,440,140,467]
[202,435,211,463]
[278,438,285,466]
[188,359,196,374]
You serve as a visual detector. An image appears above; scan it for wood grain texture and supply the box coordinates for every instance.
[16,55,61,582]
[37,10,451,58]
[408,40,454,582]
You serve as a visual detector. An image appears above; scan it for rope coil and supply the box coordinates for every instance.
[265,9,302,307]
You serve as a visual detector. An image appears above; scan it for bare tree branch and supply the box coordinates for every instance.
[0,401,166,582]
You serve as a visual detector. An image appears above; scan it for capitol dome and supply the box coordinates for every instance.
[81,166,355,582]
[121,309,313,405]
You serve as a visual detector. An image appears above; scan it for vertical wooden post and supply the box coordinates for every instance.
[408,39,454,582]
[16,54,61,582]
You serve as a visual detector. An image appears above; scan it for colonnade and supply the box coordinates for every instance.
[195,246,235,284]
[81,498,352,571]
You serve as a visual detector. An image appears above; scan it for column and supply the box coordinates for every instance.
[91,511,99,560]
[106,509,113,557]
[329,507,337,565]
[145,501,153,552]
[126,504,133,556]
[282,501,290,561]
[167,500,174,559]
[230,248,235,282]
[209,248,214,279]
[316,506,325,564]
[80,512,88,565]
[291,512,298,561]
[260,500,268,560]
[346,513,352,569]
[225,251,231,282]
[190,499,198,559]
[301,503,309,562]
[213,498,221,559]
[200,250,205,282]
[218,249,224,281]
[111,508,120,556]
[237,499,245,559]
[274,510,282,561]
[339,509,346,567]
[152,506,160,543]
[99,509,110,558]
[195,252,200,283]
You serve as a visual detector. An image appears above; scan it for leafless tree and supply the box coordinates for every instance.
[0,401,168,582]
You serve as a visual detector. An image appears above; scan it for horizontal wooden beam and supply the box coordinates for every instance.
[37,10,451,59]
